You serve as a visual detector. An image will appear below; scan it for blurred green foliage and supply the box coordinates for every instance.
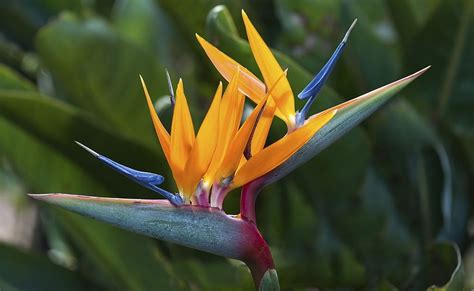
[0,0,473,290]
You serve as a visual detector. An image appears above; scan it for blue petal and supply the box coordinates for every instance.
[75,141,183,205]
[296,19,357,126]
[298,19,357,101]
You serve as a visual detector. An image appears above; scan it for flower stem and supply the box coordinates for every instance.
[239,182,279,289]
[240,181,263,223]
[242,223,278,289]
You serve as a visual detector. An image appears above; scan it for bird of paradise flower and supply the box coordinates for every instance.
[30,10,429,289]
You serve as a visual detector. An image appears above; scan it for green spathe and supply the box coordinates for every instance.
[29,194,254,260]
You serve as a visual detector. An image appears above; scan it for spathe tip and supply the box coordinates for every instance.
[28,193,63,202]
[28,193,47,199]
[401,65,431,81]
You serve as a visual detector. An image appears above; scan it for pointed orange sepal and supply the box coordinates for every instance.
[233,108,337,187]
[170,79,195,195]
[242,10,295,127]
[140,75,171,162]
[204,70,245,184]
[182,83,223,194]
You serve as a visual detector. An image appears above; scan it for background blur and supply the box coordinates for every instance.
[0,0,473,290]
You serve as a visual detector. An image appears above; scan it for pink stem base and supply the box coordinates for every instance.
[238,181,275,287]
[240,180,263,223]
[241,222,275,288]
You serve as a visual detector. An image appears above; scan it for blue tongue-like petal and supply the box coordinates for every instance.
[296,19,357,126]
[298,19,357,101]
[298,42,345,101]
[75,141,183,205]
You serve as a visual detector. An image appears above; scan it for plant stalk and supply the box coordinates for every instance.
[240,181,263,223]
[241,222,278,289]
[239,183,279,289]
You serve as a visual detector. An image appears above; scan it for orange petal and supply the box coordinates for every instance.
[140,75,171,162]
[196,34,287,121]
[182,82,223,194]
[250,99,277,156]
[204,71,244,184]
[196,34,264,100]
[170,79,195,193]
[232,108,337,187]
[238,155,247,169]
[216,85,272,180]
[216,70,286,180]
[242,10,295,126]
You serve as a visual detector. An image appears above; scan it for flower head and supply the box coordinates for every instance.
[140,64,335,207]
[74,11,427,211]
[138,12,370,207]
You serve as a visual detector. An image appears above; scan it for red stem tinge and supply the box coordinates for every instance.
[240,180,263,223]
[239,180,276,287]
[241,222,275,288]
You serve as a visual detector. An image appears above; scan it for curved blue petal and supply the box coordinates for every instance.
[297,42,345,101]
[298,19,357,101]
[75,141,183,205]
[296,19,357,125]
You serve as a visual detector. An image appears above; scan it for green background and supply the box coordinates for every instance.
[0,0,473,290]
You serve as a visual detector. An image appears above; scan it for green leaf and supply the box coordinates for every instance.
[385,0,444,47]
[385,0,420,46]
[0,242,95,291]
[410,242,464,290]
[386,0,442,39]
[0,64,35,90]
[111,0,162,52]
[0,116,182,290]
[0,64,171,195]
[0,66,181,290]
[35,13,167,147]
[0,0,48,49]
[167,256,254,290]
[157,0,246,41]
[403,0,474,129]
[369,100,469,244]
[339,1,401,89]
[54,210,182,291]
[0,89,171,195]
